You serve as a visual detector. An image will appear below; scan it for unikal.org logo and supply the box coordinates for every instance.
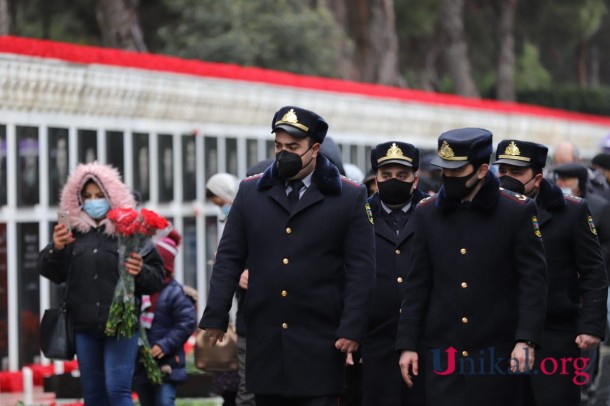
[430,346,590,385]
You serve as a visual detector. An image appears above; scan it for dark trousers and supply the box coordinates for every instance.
[255,395,338,406]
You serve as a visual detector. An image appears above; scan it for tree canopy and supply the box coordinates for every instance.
[5,0,610,113]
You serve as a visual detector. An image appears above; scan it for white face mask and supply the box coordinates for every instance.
[560,187,573,195]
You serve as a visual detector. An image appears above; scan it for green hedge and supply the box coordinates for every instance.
[517,86,610,117]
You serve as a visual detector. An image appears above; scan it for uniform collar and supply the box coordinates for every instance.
[535,178,567,211]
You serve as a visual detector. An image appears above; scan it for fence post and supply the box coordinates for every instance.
[22,366,33,405]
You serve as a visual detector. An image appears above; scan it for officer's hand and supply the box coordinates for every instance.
[203,328,225,347]
[346,352,354,366]
[399,350,418,388]
[52,224,74,250]
[239,269,249,290]
[510,342,535,373]
[335,338,359,353]
[576,334,601,350]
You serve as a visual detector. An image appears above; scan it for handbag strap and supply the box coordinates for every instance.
[60,243,73,305]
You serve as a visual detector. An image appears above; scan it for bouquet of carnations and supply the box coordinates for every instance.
[105,207,169,384]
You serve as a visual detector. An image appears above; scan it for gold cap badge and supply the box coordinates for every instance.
[275,108,309,133]
[439,141,454,159]
[377,143,412,164]
[498,140,531,162]
[505,141,520,156]
[438,141,468,161]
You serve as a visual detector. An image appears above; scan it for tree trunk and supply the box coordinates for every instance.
[0,0,9,35]
[495,0,516,101]
[326,0,404,86]
[370,0,404,86]
[439,0,479,97]
[590,46,599,86]
[324,0,356,80]
[96,0,147,51]
[577,41,588,87]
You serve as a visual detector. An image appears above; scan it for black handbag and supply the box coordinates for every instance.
[40,300,75,360]
[40,253,75,361]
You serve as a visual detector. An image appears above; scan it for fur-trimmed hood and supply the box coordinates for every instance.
[59,162,136,235]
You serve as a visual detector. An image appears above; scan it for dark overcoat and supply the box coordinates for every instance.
[585,192,610,280]
[199,155,376,397]
[526,179,608,405]
[362,190,426,406]
[396,173,548,406]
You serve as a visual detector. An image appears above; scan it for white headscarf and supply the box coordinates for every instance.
[206,173,239,204]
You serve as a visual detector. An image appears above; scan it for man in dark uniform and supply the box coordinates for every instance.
[494,140,608,406]
[362,141,426,406]
[397,128,548,406]
[199,106,376,406]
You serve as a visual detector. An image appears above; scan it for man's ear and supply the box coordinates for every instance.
[477,163,489,179]
[311,142,321,158]
[533,173,544,188]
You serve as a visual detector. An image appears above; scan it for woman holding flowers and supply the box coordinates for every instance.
[38,162,165,406]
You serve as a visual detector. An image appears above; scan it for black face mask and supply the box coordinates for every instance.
[499,176,525,194]
[499,175,536,196]
[442,169,479,201]
[378,178,414,205]
[275,146,313,180]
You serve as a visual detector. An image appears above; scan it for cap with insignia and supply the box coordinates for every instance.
[430,128,493,169]
[370,141,419,171]
[493,140,548,168]
[271,106,329,144]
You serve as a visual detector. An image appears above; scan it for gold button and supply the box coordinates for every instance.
[397,277,404,283]
[282,323,288,329]
[395,249,401,255]
[461,282,468,288]
[281,290,288,297]
[462,351,469,357]
[282,258,289,265]
[462,317,469,324]
[460,248,467,255]
[286,227,292,234]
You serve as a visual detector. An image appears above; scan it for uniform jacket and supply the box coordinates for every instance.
[535,179,608,337]
[584,192,610,280]
[136,278,197,384]
[199,155,376,397]
[38,162,165,332]
[363,189,426,406]
[396,172,547,406]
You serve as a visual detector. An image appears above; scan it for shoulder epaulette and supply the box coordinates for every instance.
[340,175,361,187]
[243,173,263,182]
[417,195,437,207]
[499,187,529,204]
[564,194,582,204]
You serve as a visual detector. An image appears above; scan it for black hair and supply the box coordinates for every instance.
[205,188,217,199]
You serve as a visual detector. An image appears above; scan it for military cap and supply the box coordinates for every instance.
[371,141,419,171]
[493,140,548,169]
[430,128,492,169]
[592,153,610,170]
[272,106,329,144]
[553,163,588,191]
